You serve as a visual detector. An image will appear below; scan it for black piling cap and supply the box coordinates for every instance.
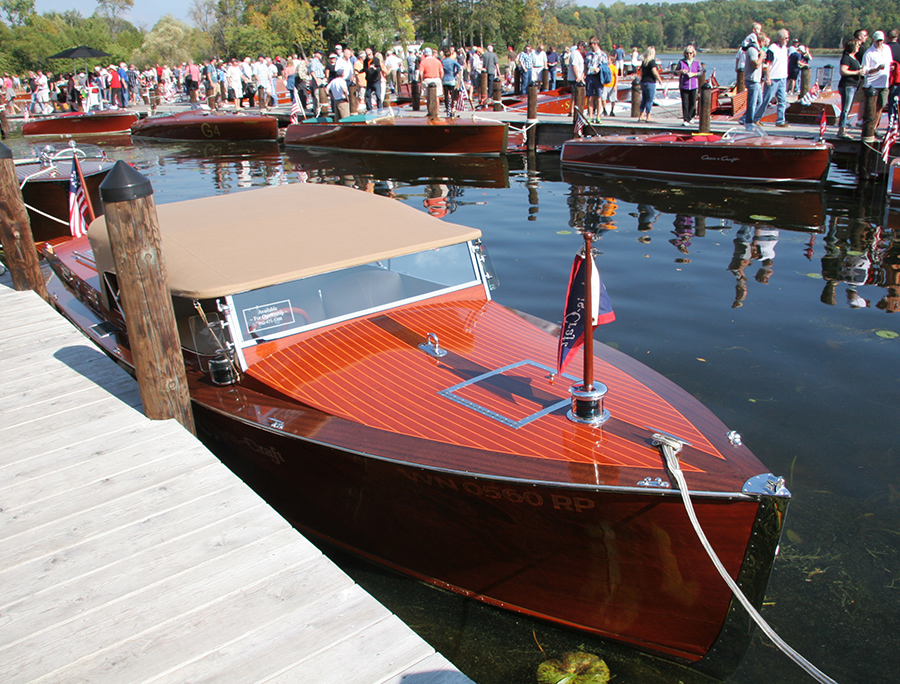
[0,142,12,160]
[100,160,153,204]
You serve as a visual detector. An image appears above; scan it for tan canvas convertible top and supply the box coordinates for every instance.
[88,183,482,299]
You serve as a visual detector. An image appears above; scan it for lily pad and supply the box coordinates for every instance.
[557,230,573,235]
[749,214,776,221]
[806,273,823,279]
[875,330,899,339]
[537,651,610,684]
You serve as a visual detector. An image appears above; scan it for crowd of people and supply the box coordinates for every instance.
[2,28,898,134]
[736,22,900,139]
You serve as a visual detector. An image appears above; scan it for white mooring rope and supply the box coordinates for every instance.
[652,433,839,684]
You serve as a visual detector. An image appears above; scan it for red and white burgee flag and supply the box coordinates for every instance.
[68,157,89,238]
[556,248,615,375]
[882,97,899,164]
[819,108,827,139]
[290,98,301,124]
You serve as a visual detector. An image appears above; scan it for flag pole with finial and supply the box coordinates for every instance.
[567,227,610,426]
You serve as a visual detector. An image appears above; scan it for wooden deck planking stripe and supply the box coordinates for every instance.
[0,278,473,684]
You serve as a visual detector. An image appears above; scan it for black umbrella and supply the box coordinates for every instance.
[47,45,111,75]
[47,45,110,60]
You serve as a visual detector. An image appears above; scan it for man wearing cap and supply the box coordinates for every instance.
[861,30,893,134]
[418,47,444,94]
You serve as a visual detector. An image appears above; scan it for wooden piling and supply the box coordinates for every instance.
[98,161,196,435]
[479,71,488,102]
[631,79,641,118]
[492,80,503,111]
[862,92,878,143]
[572,83,585,121]
[541,69,549,91]
[410,80,421,111]
[527,83,538,151]
[0,143,48,300]
[348,84,358,117]
[799,68,811,99]
[736,69,746,93]
[699,82,712,133]
[426,83,439,118]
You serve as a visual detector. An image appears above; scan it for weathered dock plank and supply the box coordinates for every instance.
[0,277,474,684]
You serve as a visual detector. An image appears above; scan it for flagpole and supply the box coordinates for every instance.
[73,153,96,222]
[582,230,594,392]
[567,228,609,427]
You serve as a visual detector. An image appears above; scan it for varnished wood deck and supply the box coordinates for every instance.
[0,273,472,684]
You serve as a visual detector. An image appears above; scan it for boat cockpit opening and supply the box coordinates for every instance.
[172,240,488,382]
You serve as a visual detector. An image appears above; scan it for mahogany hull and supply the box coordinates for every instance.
[22,111,138,136]
[284,117,508,155]
[192,397,784,673]
[130,110,278,141]
[561,133,832,184]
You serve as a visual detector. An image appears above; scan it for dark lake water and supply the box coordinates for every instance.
[9,130,898,684]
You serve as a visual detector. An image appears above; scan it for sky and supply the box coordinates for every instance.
[33,0,691,33]
[33,0,190,29]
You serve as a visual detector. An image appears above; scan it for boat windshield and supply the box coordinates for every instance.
[227,240,481,347]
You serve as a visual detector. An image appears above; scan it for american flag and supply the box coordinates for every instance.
[68,157,89,238]
[818,108,827,140]
[455,88,467,112]
[574,111,586,137]
[800,83,820,107]
[557,248,615,375]
[290,98,301,124]
[882,97,899,164]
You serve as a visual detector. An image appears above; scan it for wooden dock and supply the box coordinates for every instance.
[0,273,473,684]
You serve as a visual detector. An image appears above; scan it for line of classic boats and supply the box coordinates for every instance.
[11,79,874,681]
[16,81,837,184]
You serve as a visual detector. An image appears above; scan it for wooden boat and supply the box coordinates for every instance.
[284,112,509,155]
[41,182,790,677]
[561,127,833,184]
[22,107,138,136]
[15,142,112,243]
[130,109,278,141]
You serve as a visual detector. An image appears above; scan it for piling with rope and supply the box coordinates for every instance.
[0,142,48,300]
[98,161,196,435]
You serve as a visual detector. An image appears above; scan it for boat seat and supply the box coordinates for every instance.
[321,268,405,318]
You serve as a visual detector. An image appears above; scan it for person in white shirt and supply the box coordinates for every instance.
[754,28,790,126]
[251,56,270,110]
[861,30,893,129]
[531,45,547,89]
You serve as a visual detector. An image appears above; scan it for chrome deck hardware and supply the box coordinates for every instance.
[418,332,447,358]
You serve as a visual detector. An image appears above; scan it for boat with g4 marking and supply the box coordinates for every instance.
[41,181,790,678]
[561,127,833,184]
[284,110,509,155]
[130,109,278,141]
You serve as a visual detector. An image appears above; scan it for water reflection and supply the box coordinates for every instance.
[562,169,900,315]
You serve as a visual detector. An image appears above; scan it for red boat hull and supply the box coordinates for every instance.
[130,110,278,141]
[192,392,783,672]
[562,132,832,184]
[22,111,138,136]
[284,116,509,155]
